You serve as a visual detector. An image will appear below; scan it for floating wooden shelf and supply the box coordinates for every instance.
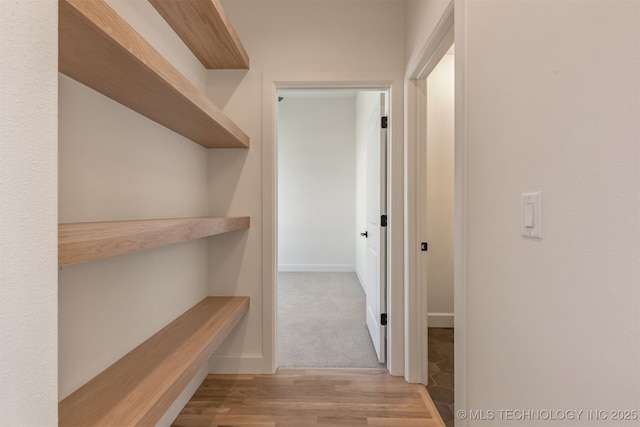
[59,296,250,426]
[59,0,249,148]
[149,0,250,69]
[59,216,249,266]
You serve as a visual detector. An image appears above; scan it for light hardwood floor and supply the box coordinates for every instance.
[172,369,446,427]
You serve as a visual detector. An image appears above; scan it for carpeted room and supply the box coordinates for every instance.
[277,89,387,369]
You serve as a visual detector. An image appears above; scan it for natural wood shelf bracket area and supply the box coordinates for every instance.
[59,216,250,267]
[59,0,250,148]
[149,0,250,69]
[58,296,250,426]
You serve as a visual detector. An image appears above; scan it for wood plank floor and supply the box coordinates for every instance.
[172,369,446,427]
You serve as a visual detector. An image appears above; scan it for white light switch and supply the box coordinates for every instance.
[522,192,542,239]
[524,202,535,228]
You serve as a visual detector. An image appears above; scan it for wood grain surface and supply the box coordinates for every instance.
[149,0,249,69]
[59,0,249,148]
[59,296,250,427]
[173,369,446,426]
[59,216,249,266]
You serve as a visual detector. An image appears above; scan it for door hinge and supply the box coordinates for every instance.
[381,116,388,129]
[381,215,387,227]
[381,313,388,326]
[421,242,428,251]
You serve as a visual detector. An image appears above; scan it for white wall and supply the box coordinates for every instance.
[405,0,640,420]
[278,95,356,272]
[0,1,58,425]
[461,1,640,420]
[426,52,454,326]
[405,0,451,69]
[459,1,639,424]
[206,0,406,374]
[2,0,406,422]
[58,1,212,423]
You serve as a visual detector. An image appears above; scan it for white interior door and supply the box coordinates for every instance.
[365,93,387,363]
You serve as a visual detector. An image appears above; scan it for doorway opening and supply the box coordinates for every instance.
[276,88,389,369]
[423,43,455,423]
[404,0,458,423]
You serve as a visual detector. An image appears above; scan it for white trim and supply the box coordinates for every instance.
[404,0,457,387]
[209,353,268,374]
[263,72,405,377]
[356,270,366,293]
[453,1,468,422]
[406,0,469,419]
[407,1,455,80]
[278,265,355,272]
[263,74,278,375]
[427,313,455,328]
[404,77,424,384]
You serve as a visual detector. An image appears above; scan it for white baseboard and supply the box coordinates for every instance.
[209,353,273,374]
[355,270,365,292]
[428,312,454,328]
[278,264,355,272]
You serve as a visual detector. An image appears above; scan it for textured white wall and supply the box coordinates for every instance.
[461,0,639,422]
[0,1,58,425]
[207,0,406,373]
[278,95,356,272]
[58,0,211,423]
[426,52,454,322]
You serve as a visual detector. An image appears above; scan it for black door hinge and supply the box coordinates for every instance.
[381,116,388,129]
[421,242,428,251]
[381,215,387,227]
[381,313,388,326]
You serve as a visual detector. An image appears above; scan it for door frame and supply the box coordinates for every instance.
[262,72,405,376]
[404,1,468,415]
[364,91,388,364]
[404,1,454,385]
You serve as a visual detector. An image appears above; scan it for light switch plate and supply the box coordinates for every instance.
[521,192,542,239]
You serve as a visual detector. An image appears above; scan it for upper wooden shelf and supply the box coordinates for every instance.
[149,0,250,70]
[59,0,249,149]
[59,216,250,267]
[59,296,250,426]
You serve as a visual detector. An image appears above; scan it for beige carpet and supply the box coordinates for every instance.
[277,272,384,368]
